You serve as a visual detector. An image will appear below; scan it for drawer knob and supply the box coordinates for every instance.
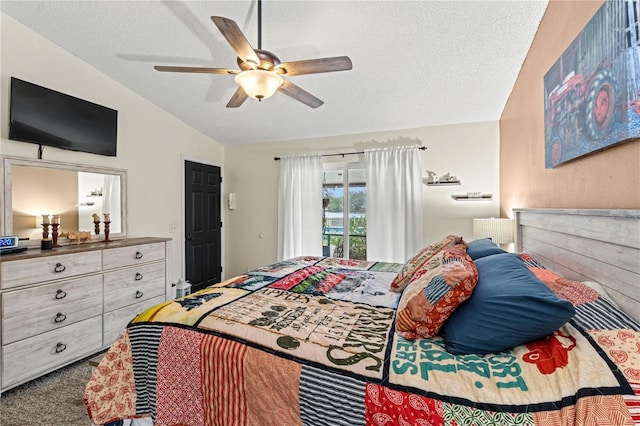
[135,272,143,281]
[54,312,67,323]
[55,289,67,299]
[55,342,67,354]
[135,251,143,259]
[54,263,66,273]
[135,290,144,299]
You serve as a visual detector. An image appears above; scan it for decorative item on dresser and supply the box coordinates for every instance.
[0,237,171,392]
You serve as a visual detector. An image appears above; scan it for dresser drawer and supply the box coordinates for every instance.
[2,316,102,389]
[1,251,102,290]
[103,262,166,311]
[2,275,103,344]
[103,295,166,346]
[102,242,166,270]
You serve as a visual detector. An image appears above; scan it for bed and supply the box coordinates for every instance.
[85,208,640,425]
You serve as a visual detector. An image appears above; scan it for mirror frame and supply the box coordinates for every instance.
[1,155,127,246]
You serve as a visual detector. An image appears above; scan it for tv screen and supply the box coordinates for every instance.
[9,77,118,157]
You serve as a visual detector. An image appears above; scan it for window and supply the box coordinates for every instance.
[322,162,366,259]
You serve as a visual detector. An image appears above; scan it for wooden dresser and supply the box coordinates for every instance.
[0,237,171,392]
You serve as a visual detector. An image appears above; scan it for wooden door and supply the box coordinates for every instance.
[184,160,222,292]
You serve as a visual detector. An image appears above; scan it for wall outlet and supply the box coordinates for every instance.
[169,224,177,233]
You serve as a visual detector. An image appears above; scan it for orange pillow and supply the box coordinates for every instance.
[389,235,462,293]
[395,243,478,339]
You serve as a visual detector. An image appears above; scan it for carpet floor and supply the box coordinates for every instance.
[0,353,101,426]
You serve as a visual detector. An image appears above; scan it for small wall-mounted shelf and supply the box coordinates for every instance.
[451,194,493,201]
[423,170,459,186]
[425,180,461,186]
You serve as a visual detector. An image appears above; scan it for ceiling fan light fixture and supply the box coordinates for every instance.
[235,69,283,101]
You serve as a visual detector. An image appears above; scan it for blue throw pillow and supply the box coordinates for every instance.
[441,253,575,354]
[466,238,507,260]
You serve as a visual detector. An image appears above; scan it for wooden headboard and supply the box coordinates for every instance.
[513,208,640,322]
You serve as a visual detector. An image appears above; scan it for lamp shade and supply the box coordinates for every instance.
[235,70,283,101]
[473,218,514,244]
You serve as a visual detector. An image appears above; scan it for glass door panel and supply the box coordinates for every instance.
[347,168,366,260]
[322,165,366,259]
[322,169,344,257]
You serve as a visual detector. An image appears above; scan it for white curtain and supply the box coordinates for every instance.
[365,146,424,263]
[277,154,323,260]
[102,175,121,232]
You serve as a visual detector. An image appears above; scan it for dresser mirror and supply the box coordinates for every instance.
[2,156,127,246]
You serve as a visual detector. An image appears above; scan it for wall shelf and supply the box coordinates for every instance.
[424,180,461,186]
[451,194,493,201]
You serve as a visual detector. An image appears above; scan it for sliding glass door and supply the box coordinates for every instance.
[322,163,366,260]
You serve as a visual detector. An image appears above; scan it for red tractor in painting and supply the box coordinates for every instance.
[546,64,617,163]
[548,65,617,144]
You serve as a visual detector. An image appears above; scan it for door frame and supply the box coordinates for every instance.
[180,155,225,283]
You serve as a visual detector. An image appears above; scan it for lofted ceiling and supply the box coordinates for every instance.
[1,1,548,146]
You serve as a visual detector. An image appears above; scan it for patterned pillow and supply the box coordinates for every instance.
[389,235,463,293]
[395,243,479,339]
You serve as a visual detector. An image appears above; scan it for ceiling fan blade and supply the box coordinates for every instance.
[275,56,352,76]
[211,16,260,65]
[278,80,324,108]
[226,87,249,108]
[154,65,238,75]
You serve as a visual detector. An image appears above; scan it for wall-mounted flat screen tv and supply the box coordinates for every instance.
[9,77,118,157]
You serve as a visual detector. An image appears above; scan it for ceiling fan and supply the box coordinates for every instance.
[154,0,352,108]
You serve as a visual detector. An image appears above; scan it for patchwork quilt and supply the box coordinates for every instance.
[85,256,640,426]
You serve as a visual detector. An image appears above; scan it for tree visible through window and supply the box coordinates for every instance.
[322,164,366,260]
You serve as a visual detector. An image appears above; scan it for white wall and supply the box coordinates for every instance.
[224,121,500,277]
[0,13,225,285]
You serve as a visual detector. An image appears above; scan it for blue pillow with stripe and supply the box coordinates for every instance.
[441,253,575,354]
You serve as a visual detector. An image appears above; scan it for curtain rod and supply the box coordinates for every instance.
[274,146,426,161]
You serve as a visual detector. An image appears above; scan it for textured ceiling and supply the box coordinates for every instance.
[1,1,548,146]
